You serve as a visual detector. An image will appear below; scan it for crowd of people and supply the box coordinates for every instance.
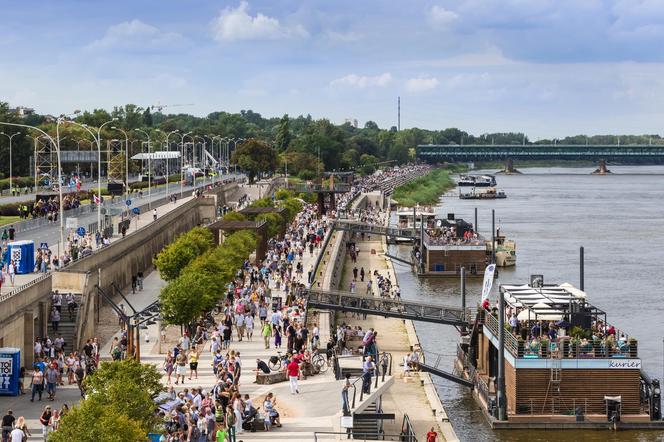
[155,201,334,441]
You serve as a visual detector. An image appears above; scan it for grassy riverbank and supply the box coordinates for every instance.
[392,167,459,207]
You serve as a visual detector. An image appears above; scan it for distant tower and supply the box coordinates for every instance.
[398,96,401,131]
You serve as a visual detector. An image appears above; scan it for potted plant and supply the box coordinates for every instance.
[570,337,581,358]
[562,337,570,358]
[628,337,638,358]
[541,339,550,358]
[593,338,604,358]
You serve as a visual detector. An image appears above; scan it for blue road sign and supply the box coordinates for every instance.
[126,199,132,206]
[76,227,86,236]
[132,208,140,215]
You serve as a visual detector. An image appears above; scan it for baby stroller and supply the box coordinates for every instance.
[242,405,261,432]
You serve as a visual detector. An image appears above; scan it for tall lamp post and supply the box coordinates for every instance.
[111,127,130,205]
[193,135,205,189]
[165,130,180,197]
[230,138,245,175]
[0,131,21,195]
[0,121,65,255]
[65,118,117,232]
[134,129,153,209]
[176,132,192,198]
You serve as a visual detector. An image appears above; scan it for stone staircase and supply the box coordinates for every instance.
[47,301,80,352]
[352,400,382,440]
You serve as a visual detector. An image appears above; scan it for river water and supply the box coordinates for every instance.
[390,166,664,442]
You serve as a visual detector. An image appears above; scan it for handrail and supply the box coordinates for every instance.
[0,272,51,303]
[314,431,418,441]
[400,414,418,442]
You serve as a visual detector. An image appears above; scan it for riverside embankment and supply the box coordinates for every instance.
[320,191,459,441]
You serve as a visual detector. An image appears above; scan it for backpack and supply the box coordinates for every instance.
[112,346,121,360]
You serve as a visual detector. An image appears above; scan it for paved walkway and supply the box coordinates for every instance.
[0,212,340,440]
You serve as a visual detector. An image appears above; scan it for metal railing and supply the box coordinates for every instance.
[0,272,51,302]
[314,432,418,441]
[484,311,639,359]
[400,414,418,442]
[484,311,519,356]
[304,287,467,326]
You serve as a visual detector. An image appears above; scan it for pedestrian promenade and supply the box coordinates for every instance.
[0,194,194,296]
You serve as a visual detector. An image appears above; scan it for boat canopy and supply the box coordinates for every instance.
[501,282,600,322]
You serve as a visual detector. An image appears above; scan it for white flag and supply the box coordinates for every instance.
[480,264,496,302]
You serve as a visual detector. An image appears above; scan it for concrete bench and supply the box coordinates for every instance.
[255,371,288,385]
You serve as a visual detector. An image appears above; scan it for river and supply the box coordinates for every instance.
[390,166,664,442]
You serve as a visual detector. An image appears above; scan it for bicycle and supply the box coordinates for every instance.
[312,348,328,374]
[268,351,289,371]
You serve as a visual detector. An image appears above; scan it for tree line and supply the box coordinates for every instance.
[2,101,664,181]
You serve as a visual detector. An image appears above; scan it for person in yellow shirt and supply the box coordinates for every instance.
[188,349,199,380]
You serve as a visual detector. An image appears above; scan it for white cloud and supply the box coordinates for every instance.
[211,1,308,42]
[330,73,392,88]
[89,19,182,50]
[428,5,459,30]
[405,77,439,92]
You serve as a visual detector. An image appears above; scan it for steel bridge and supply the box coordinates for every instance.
[417,144,664,162]
[302,288,467,326]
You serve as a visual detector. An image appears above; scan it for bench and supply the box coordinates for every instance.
[256,371,288,385]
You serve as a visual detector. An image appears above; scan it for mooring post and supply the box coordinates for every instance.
[491,209,496,264]
[497,289,507,421]
[580,246,585,291]
[474,207,478,233]
[420,209,425,272]
[461,266,466,320]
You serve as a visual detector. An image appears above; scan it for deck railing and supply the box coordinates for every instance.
[483,310,639,359]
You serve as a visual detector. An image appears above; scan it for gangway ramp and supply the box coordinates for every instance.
[303,288,468,327]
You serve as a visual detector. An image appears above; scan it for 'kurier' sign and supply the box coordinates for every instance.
[608,359,641,369]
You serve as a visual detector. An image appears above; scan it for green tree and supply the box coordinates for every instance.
[143,107,153,127]
[160,271,212,326]
[154,227,213,280]
[48,399,146,442]
[275,114,292,151]
[50,359,162,441]
[231,139,276,183]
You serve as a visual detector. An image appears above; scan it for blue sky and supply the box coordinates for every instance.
[2,0,664,138]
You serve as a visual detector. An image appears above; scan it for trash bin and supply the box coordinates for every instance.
[605,395,622,422]
[575,406,584,422]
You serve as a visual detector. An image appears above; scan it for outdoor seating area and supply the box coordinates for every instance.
[485,282,638,360]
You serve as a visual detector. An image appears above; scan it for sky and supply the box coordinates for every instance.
[2,0,664,139]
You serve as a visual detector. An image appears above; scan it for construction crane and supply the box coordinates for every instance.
[150,103,194,112]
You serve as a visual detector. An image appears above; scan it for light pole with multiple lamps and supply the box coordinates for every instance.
[64,118,117,232]
[0,131,21,195]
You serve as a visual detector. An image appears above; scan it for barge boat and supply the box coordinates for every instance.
[456,277,662,429]
[413,213,488,277]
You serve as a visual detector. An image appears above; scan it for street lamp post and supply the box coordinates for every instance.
[65,118,117,233]
[165,130,180,197]
[176,132,192,198]
[134,129,154,209]
[0,131,21,196]
[110,127,130,206]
